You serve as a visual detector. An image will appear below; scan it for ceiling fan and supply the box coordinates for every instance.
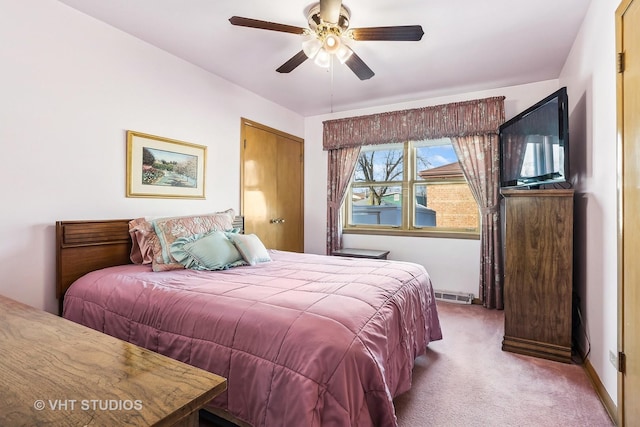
[229,0,424,80]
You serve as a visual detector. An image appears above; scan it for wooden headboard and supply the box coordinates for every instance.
[55,216,244,315]
[56,219,132,314]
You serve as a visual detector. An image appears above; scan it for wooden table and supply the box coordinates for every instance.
[332,248,390,260]
[0,295,227,426]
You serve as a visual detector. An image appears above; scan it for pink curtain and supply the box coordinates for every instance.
[326,146,361,254]
[322,96,505,308]
[451,134,503,309]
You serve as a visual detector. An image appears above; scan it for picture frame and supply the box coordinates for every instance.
[126,130,206,199]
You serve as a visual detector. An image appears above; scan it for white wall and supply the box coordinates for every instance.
[0,0,304,313]
[559,0,620,405]
[303,80,560,297]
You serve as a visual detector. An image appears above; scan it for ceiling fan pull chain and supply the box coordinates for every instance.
[330,55,334,113]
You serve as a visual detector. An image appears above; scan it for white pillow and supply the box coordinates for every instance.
[227,233,271,266]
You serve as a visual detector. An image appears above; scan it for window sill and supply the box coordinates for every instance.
[343,227,480,240]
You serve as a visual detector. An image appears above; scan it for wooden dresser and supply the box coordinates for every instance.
[501,189,574,363]
[0,295,227,426]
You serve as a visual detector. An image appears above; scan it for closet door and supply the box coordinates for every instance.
[241,119,304,252]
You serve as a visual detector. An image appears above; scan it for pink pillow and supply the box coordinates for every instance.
[128,217,156,264]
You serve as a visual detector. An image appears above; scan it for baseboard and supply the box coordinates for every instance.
[582,358,617,425]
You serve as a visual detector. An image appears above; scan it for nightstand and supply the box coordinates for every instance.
[332,248,390,260]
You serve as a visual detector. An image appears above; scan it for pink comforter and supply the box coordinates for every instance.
[63,251,442,427]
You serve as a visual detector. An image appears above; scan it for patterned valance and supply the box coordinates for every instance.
[322,96,505,150]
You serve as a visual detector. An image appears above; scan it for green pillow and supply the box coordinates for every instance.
[170,231,246,271]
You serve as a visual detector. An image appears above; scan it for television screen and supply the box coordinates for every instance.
[499,87,569,188]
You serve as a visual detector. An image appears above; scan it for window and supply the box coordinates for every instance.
[343,139,480,238]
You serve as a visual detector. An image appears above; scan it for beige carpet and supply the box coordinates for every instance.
[393,301,614,427]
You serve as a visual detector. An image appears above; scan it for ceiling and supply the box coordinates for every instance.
[56,0,591,117]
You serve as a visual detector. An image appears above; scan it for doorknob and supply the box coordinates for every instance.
[270,218,285,224]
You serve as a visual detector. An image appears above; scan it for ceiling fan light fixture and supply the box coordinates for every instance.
[335,43,353,64]
[323,33,341,54]
[314,48,332,68]
[302,37,322,58]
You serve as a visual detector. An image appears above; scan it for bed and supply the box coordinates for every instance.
[56,214,442,427]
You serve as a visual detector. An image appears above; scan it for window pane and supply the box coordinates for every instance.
[354,145,404,182]
[414,183,479,230]
[414,185,436,226]
[414,139,458,181]
[351,185,403,226]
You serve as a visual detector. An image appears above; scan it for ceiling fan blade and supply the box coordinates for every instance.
[319,0,342,24]
[229,16,306,35]
[349,25,425,41]
[345,51,375,80]
[276,50,309,73]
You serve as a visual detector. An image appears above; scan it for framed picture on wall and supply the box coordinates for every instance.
[126,130,206,199]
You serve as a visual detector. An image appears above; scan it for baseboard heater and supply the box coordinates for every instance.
[434,290,474,304]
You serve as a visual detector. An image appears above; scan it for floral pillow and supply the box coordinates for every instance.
[149,209,236,271]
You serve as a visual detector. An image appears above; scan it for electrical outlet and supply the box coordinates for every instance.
[609,350,618,369]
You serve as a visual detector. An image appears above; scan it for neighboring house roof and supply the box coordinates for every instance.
[418,162,463,179]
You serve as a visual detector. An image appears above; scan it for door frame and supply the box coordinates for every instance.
[616,0,638,425]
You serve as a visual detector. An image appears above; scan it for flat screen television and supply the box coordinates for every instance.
[499,87,569,188]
